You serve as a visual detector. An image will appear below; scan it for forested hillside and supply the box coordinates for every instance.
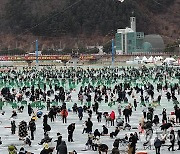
[0,0,179,51]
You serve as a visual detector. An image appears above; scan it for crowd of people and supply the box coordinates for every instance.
[0,65,180,154]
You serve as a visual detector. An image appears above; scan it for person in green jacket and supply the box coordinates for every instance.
[8,145,17,154]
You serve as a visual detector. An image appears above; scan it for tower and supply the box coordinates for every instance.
[130,17,136,32]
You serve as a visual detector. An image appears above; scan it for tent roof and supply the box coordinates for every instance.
[142,56,147,61]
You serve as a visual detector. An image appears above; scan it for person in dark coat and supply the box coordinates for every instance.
[154,137,162,154]
[43,114,48,125]
[67,123,75,142]
[39,134,52,145]
[175,107,180,123]
[177,130,180,150]
[0,137,2,145]
[113,139,120,148]
[86,118,93,133]
[133,99,137,111]
[101,125,108,135]
[162,108,167,124]
[10,110,17,118]
[98,144,108,154]
[111,146,119,154]
[11,120,16,135]
[57,141,67,154]
[166,92,171,101]
[43,123,51,135]
[168,130,175,151]
[48,108,54,122]
[54,133,62,150]
[97,112,102,122]
[28,119,36,140]
[123,107,130,123]
[110,127,119,138]
[94,101,99,113]
[94,129,101,138]
[153,115,159,126]
[46,98,51,111]
[28,104,33,116]
[147,110,153,122]
[18,147,28,154]
[129,133,137,154]
[78,106,83,120]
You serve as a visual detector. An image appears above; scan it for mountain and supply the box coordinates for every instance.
[0,0,179,51]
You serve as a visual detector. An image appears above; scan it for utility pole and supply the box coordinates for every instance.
[112,39,115,66]
[36,39,39,69]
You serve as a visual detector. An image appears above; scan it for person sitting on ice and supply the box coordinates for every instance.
[38,133,52,145]
[160,123,173,132]
[123,123,131,130]
[8,144,17,154]
[40,143,54,154]
[101,125,108,136]
[153,115,159,126]
[18,147,28,154]
[83,105,88,112]
[94,129,101,138]
[110,127,120,138]
[17,106,24,113]
[85,133,93,150]
[92,137,101,151]
[24,136,31,146]
[10,110,17,119]
[98,144,108,154]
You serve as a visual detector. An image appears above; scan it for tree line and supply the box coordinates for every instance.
[1,0,175,37]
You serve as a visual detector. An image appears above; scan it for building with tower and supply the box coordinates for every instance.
[115,16,165,54]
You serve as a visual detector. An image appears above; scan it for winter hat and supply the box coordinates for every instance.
[44,143,49,149]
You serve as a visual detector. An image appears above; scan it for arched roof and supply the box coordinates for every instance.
[143,34,165,52]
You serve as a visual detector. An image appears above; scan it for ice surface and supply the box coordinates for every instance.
[0,66,180,154]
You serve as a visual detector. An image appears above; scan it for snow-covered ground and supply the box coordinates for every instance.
[0,66,180,154]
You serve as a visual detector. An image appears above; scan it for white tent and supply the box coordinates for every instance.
[142,56,148,62]
[163,57,176,63]
[134,56,140,60]
[154,56,159,61]
[159,56,163,60]
[163,57,176,65]
[147,56,154,62]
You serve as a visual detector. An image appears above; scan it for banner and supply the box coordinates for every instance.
[79,55,96,60]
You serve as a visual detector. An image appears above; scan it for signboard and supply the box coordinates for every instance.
[0,55,97,61]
